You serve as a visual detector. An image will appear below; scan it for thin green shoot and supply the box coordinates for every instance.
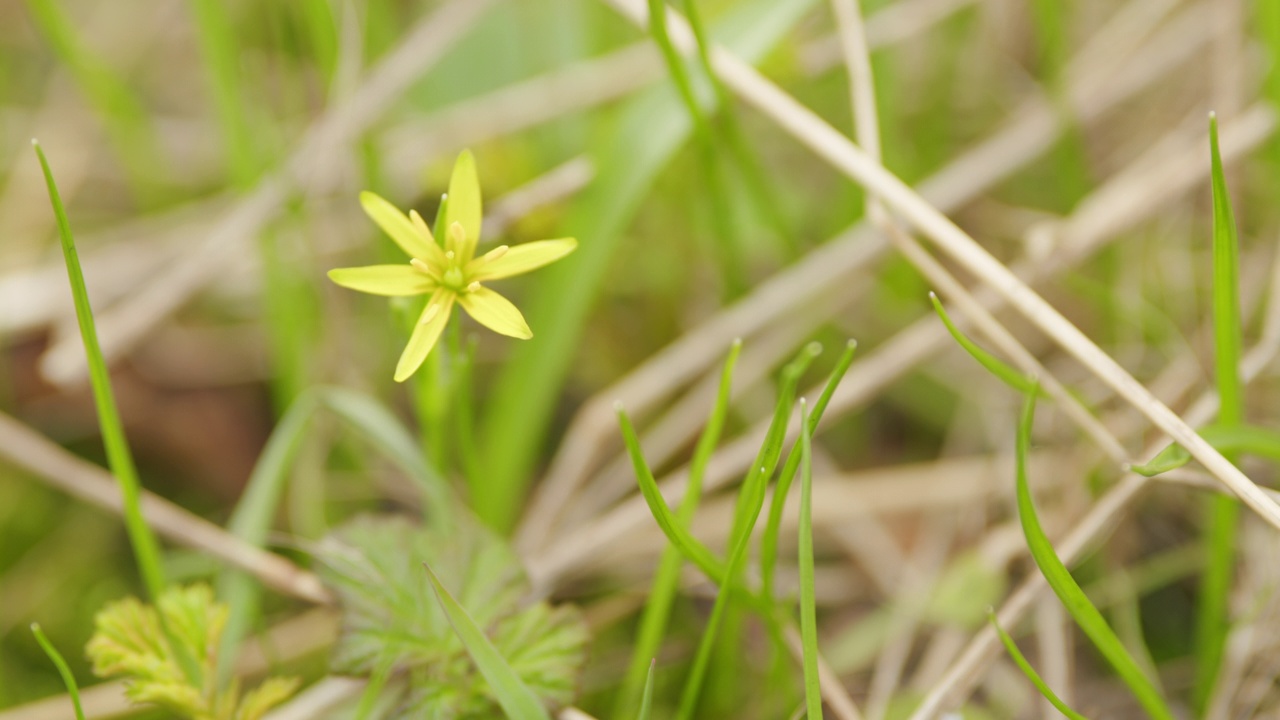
[186,0,257,187]
[34,142,167,600]
[675,343,815,720]
[423,563,551,720]
[760,339,857,603]
[1015,388,1174,720]
[929,293,1044,397]
[989,612,1089,720]
[1129,423,1280,477]
[615,340,741,714]
[30,623,86,720]
[354,654,396,720]
[1194,111,1245,714]
[797,399,822,720]
[637,659,657,720]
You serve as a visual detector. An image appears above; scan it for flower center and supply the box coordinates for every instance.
[442,265,465,290]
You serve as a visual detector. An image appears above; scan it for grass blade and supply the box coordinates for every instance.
[1130,423,1280,477]
[423,563,552,720]
[989,613,1089,720]
[1015,388,1174,720]
[760,340,856,603]
[618,406,726,584]
[615,341,741,714]
[637,659,657,720]
[797,400,822,720]
[1194,112,1244,713]
[34,142,166,601]
[930,293,1043,397]
[30,623,86,720]
[186,0,258,187]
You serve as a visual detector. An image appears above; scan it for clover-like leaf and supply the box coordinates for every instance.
[315,514,588,719]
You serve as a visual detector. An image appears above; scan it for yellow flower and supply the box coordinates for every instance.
[329,151,577,382]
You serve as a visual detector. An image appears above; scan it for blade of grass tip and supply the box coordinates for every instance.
[34,142,206,687]
[30,623,86,720]
[423,563,551,720]
[1131,423,1280,477]
[637,659,657,720]
[1194,111,1244,715]
[760,340,856,604]
[797,400,823,720]
[988,613,1089,720]
[617,404,726,584]
[676,344,816,720]
[615,340,741,715]
[647,0,747,297]
[1015,388,1174,720]
[34,142,166,599]
[930,293,1043,397]
[215,392,319,684]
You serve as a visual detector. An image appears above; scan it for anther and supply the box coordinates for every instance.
[410,258,432,273]
[466,281,482,293]
[445,250,455,260]
[419,304,440,325]
[482,245,509,263]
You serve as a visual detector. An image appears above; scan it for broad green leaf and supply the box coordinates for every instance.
[797,401,823,720]
[30,623,86,720]
[315,515,586,719]
[989,613,1089,720]
[424,563,551,720]
[1015,390,1173,720]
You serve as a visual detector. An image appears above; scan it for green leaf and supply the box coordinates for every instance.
[930,293,1043,397]
[423,563,551,720]
[797,401,823,720]
[1015,390,1174,720]
[30,623,86,720]
[989,612,1089,720]
[637,660,657,720]
[1130,423,1280,477]
[315,515,586,718]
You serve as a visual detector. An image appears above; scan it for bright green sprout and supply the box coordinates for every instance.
[328,150,578,382]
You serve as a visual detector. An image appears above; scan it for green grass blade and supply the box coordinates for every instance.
[618,406,726,584]
[34,142,166,600]
[930,293,1043,397]
[760,340,856,603]
[1015,388,1174,720]
[797,400,822,720]
[989,613,1089,720]
[1130,423,1280,477]
[637,659,657,720]
[675,344,814,720]
[615,341,741,714]
[30,623,86,720]
[1194,112,1245,715]
[186,0,257,187]
[475,0,822,532]
[423,563,552,720]
[215,392,319,684]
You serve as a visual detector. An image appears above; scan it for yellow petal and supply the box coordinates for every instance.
[328,265,433,296]
[458,287,532,339]
[359,191,441,262]
[468,238,577,281]
[445,150,481,262]
[395,293,455,382]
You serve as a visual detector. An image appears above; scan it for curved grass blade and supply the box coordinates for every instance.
[989,612,1089,720]
[675,344,815,720]
[615,341,741,714]
[637,659,657,720]
[618,406,726,584]
[30,623,86,720]
[930,293,1043,397]
[1130,423,1280,477]
[797,400,822,720]
[1194,112,1244,712]
[1015,389,1173,720]
[423,563,552,720]
[760,340,856,603]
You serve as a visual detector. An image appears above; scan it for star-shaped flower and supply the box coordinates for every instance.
[329,151,577,382]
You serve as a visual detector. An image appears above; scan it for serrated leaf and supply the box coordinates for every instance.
[315,514,587,719]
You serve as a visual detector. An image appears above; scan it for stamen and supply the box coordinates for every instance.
[466,281,482,293]
[449,222,466,245]
[481,245,509,263]
[409,209,431,238]
[419,304,441,325]
[445,250,455,260]
[409,258,432,274]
